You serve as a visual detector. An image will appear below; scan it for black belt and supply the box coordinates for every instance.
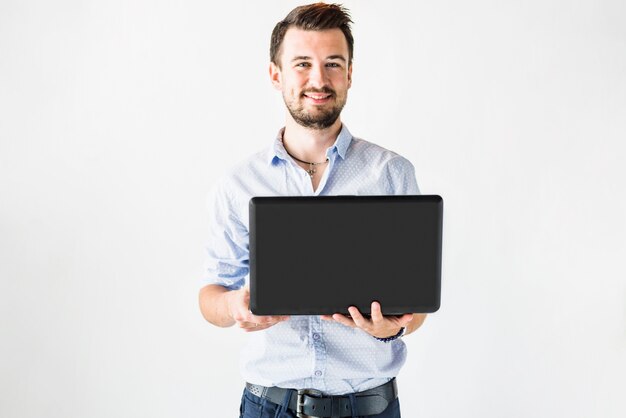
[245,378,398,418]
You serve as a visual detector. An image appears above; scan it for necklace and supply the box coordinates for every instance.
[284,149,329,178]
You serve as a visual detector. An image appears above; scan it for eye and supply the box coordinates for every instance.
[295,62,311,68]
[326,62,341,68]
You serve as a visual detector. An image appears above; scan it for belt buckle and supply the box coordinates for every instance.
[296,388,323,418]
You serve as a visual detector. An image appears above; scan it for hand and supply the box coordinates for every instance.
[321,301,415,339]
[226,286,289,332]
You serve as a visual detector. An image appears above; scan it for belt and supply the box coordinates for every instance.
[245,378,398,418]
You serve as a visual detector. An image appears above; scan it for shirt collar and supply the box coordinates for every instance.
[267,124,353,165]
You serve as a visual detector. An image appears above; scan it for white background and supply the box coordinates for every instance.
[1,0,625,417]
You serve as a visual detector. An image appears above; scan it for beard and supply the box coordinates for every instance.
[283,87,347,130]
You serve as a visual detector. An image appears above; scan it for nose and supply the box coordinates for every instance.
[308,63,328,89]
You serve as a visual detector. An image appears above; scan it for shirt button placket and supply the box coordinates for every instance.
[310,318,327,388]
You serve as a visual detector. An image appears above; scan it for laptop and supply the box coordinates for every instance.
[249,195,443,315]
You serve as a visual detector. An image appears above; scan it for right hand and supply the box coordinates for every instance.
[227,286,290,332]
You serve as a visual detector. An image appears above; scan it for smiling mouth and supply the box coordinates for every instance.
[303,92,332,100]
[302,91,334,105]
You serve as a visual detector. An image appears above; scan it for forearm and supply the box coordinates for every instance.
[198,284,235,327]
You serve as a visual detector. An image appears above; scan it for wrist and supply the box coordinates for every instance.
[373,327,405,343]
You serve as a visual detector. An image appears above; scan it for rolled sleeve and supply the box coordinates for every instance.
[201,181,249,290]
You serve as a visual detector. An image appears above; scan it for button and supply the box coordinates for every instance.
[314,370,322,377]
[313,333,320,340]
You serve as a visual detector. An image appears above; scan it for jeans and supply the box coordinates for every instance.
[239,388,401,418]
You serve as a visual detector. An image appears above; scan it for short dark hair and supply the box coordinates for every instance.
[270,3,354,67]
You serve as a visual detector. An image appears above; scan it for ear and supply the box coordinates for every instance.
[347,63,353,89]
[269,62,282,90]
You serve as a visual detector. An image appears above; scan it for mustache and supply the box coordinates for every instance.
[301,87,335,96]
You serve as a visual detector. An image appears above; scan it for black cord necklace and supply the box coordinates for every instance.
[284,148,329,178]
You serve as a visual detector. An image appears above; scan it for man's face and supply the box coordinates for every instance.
[270,27,352,130]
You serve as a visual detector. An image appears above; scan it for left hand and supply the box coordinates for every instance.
[321,301,415,339]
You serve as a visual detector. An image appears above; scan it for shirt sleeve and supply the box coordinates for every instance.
[387,156,420,195]
[201,180,249,290]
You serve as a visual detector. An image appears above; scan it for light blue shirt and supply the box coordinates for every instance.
[203,124,420,395]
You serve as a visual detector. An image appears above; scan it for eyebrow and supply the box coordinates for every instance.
[326,55,347,62]
[290,55,347,62]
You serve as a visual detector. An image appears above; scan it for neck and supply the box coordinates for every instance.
[282,115,342,162]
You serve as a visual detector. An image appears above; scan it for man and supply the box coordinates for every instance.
[199,3,427,417]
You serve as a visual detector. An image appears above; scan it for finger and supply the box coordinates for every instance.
[370,301,384,323]
[238,320,262,328]
[239,319,275,328]
[238,321,276,332]
[262,315,290,323]
[332,313,357,328]
[237,321,255,330]
[248,314,287,325]
[243,323,273,332]
[320,315,333,321]
[232,310,254,323]
[348,306,368,329]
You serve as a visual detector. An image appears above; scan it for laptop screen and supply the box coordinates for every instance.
[249,195,443,315]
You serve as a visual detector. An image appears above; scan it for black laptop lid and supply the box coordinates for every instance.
[249,195,443,315]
